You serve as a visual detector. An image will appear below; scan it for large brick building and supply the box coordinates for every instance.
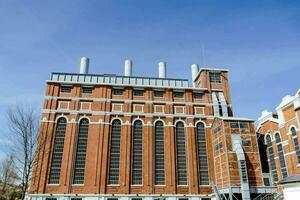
[27,58,276,200]
[257,89,300,198]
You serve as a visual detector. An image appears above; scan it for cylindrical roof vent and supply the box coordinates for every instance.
[191,64,199,83]
[124,59,132,76]
[158,61,166,78]
[79,57,89,74]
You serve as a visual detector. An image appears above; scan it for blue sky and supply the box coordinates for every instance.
[0,0,299,159]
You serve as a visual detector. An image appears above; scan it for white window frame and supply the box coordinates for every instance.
[80,102,92,111]
[112,103,124,112]
[133,104,144,113]
[154,105,164,113]
[174,106,185,114]
[58,101,70,110]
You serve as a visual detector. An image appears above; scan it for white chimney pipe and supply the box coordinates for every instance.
[191,64,199,86]
[158,61,166,78]
[124,59,132,76]
[80,57,89,74]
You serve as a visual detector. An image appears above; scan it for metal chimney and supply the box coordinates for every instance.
[158,61,166,78]
[191,64,199,86]
[79,57,89,74]
[124,59,132,76]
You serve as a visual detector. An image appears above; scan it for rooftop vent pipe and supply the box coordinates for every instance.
[158,61,166,78]
[79,57,89,74]
[124,59,132,76]
[191,64,199,86]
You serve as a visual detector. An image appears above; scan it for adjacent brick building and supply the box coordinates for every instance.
[26,58,276,200]
[257,89,300,194]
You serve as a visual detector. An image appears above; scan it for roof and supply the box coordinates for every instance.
[48,72,207,91]
[279,175,300,184]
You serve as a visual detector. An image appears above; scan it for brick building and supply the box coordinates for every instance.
[27,58,276,200]
[257,89,300,196]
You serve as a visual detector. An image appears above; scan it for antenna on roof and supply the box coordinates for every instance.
[201,45,206,67]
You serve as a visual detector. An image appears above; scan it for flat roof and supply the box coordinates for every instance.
[48,72,207,91]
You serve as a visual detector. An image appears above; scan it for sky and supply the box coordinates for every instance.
[0,0,299,160]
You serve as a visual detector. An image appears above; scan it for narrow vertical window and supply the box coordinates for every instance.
[275,133,287,178]
[175,122,187,185]
[196,122,209,185]
[108,119,121,184]
[73,118,89,184]
[154,121,165,185]
[266,135,278,182]
[132,120,143,185]
[48,118,67,184]
[291,127,300,164]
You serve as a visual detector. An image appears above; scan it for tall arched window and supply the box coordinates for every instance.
[196,122,209,185]
[266,135,278,182]
[175,122,187,185]
[73,118,89,184]
[132,120,143,185]
[291,127,300,164]
[275,133,287,178]
[48,117,67,184]
[154,121,165,185]
[108,119,121,184]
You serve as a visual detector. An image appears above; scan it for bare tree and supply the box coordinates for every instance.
[0,154,18,199]
[7,105,40,200]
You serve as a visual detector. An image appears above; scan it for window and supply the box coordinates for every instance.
[266,135,278,182]
[215,142,222,151]
[173,92,184,98]
[242,140,252,147]
[240,122,249,129]
[209,72,221,83]
[61,86,71,93]
[82,86,93,94]
[263,177,271,186]
[107,198,118,200]
[133,90,144,97]
[132,120,143,185]
[48,118,67,184]
[108,120,121,184]
[46,198,57,200]
[239,160,248,183]
[291,127,300,164]
[196,123,209,185]
[154,90,164,98]
[230,122,239,129]
[113,89,123,95]
[193,92,203,99]
[71,198,82,200]
[154,121,165,185]
[275,133,287,178]
[230,121,249,129]
[175,122,187,185]
[73,118,89,184]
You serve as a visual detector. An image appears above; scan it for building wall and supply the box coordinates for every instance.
[257,90,300,190]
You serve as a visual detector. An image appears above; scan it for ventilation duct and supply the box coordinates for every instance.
[212,92,220,116]
[191,64,199,87]
[218,92,228,117]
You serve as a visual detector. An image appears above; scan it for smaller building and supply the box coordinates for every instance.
[257,89,300,194]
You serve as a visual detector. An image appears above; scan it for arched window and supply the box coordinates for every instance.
[108,119,121,184]
[275,133,287,178]
[48,117,67,184]
[132,120,143,185]
[266,135,278,182]
[154,121,165,185]
[196,122,209,185]
[73,118,89,184]
[291,127,300,164]
[175,122,187,185]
